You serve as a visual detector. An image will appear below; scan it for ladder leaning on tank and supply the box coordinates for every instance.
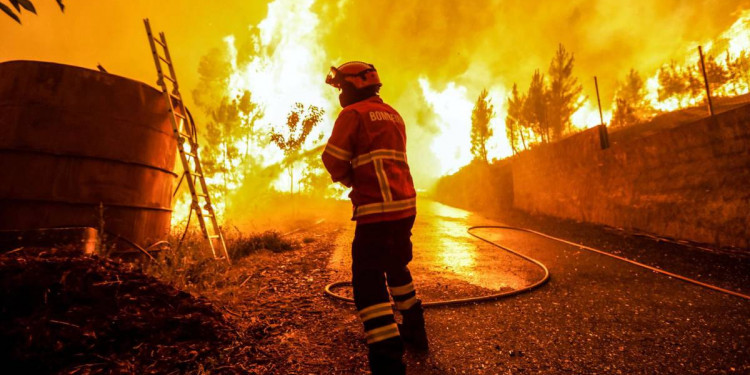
[143,19,231,264]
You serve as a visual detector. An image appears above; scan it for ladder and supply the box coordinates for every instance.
[143,19,231,264]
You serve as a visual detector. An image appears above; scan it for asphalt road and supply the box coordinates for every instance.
[327,200,750,374]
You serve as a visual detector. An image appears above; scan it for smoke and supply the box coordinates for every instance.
[311,0,750,184]
[319,0,748,92]
[194,0,750,220]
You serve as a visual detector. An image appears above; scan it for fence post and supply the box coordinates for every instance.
[698,46,715,116]
[594,76,610,149]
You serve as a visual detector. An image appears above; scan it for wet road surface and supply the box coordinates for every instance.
[327,200,750,374]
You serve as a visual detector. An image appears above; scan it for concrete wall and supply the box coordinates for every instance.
[512,105,750,249]
[433,160,513,213]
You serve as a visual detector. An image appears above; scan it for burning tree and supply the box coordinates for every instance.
[658,59,715,107]
[190,48,268,209]
[270,103,324,196]
[704,53,730,91]
[655,49,750,109]
[612,69,653,128]
[201,91,263,198]
[725,51,750,94]
[470,89,495,163]
[547,44,584,140]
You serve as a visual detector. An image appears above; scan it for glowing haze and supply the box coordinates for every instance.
[217,0,750,184]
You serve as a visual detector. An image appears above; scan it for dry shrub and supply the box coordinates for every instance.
[141,228,294,294]
[227,230,294,259]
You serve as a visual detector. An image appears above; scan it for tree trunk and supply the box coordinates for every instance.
[289,167,294,197]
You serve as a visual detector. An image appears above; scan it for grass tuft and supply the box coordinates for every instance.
[227,230,294,259]
[140,229,295,293]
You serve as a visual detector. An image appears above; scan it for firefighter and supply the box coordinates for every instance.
[322,61,429,374]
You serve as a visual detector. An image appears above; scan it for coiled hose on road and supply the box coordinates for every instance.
[324,225,750,306]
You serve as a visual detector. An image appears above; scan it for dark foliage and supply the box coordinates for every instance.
[0,247,235,374]
[2,0,63,24]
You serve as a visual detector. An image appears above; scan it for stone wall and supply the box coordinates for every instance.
[512,105,750,249]
[433,160,513,214]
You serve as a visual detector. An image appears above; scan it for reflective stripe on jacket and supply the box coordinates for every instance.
[322,96,417,224]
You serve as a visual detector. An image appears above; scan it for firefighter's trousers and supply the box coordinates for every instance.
[352,215,420,374]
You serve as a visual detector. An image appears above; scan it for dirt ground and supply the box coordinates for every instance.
[1,199,748,374]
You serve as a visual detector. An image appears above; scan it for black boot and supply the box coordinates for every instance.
[368,337,405,375]
[399,301,429,353]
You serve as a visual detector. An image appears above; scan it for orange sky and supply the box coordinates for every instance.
[0,1,267,111]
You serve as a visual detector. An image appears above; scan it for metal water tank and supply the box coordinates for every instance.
[0,60,176,250]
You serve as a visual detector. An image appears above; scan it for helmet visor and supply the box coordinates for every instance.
[325,66,341,88]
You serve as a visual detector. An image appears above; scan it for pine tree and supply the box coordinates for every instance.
[505,83,526,153]
[470,89,495,163]
[523,70,549,143]
[547,44,584,140]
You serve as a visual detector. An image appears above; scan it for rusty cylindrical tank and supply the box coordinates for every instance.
[0,60,177,251]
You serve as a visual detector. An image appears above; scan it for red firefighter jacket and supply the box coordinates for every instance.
[322,96,417,224]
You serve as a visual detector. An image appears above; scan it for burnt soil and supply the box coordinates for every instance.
[0,247,237,374]
[0,224,371,374]
[1,203,748,374]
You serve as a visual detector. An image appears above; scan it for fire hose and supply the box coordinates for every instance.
[324,225,750,306]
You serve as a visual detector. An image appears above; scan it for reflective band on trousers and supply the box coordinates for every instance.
[389,282,415,296]
[358,302,393,322]
[365,323,400,344]
[353,197,417,219]
[351,149,407,168]
[394,295,418,310]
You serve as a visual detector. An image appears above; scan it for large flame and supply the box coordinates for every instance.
[223,0,336,189]
[644,9,750,112]
[419,79,512,174]
[171,0,338,226]
[164,0,750,226]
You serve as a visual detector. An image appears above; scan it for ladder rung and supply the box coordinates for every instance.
[158,55,172,65]
[208,235,220,239]
[162,75,176,83]
[183,151,197,158]
[153,37,166,48]
[173,111,186,119]
[188,172,204,178]
[177,136,193,144]
[194,193,207,197]
[169,93,182,102]
[193,208,212,216]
